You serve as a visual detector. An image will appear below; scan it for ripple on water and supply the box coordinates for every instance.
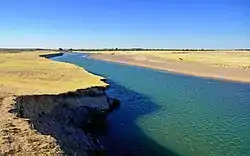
[53,53,250,156]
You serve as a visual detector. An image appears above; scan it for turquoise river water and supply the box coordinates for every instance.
[52,53,250,156]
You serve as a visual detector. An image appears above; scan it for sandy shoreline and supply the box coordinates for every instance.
[90,53,250,84]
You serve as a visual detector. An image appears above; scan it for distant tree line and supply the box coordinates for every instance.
[0,48,56,53]
[234,49,250,51]
[67,48,250,52]
[72,48,218,51]
[1,48,249,53]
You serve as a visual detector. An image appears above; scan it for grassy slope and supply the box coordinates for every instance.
[0,51,107,96]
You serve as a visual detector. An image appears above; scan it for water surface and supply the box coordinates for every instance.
[52,53,250,156]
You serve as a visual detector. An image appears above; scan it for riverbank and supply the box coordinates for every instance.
[90,51,250,83]
[55,53,250,156]
[0,51,118,155]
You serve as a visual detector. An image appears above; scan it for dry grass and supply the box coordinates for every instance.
[90,50,250,69]
[0,51,107,155]
[0,51,107,96]
[142,51,250,69]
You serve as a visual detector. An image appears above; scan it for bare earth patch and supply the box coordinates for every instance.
[0,97,62,156]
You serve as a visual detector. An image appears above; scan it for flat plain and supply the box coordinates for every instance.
[90,50,250,83]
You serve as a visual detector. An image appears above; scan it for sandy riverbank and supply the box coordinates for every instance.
[90,51,250,83]
[0,51,118,155]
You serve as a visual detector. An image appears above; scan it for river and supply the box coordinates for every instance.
[52,53,250,156]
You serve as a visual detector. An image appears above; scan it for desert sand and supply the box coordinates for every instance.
[90,51,250,83]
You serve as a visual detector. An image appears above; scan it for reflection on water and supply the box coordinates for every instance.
[53,53,250,156]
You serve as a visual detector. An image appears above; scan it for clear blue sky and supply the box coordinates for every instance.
[0,0,249,49]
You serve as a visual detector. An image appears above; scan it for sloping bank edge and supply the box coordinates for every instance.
[11,52,120,155]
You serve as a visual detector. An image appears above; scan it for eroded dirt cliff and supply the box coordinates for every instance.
[0,87,120,156]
